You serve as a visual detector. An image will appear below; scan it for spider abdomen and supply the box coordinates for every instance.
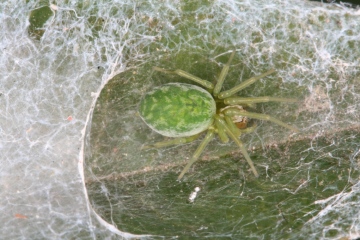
[139,83,216,138]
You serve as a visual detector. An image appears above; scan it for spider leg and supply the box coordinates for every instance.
[142,134,200,150]
[215,119,229,143]
[178,129,215,180]
[214,115,259,177]
[224,115,241,138]
[213,50,236,97]
[238,123,257,134]
[218,69,276,99]
[153,67,214,90]
[224,108,299,133]
[224,96,298,105]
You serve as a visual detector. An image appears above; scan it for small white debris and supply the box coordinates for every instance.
[188,187,201,203]
[50,4,59,11]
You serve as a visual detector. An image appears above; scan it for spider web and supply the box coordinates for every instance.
[1,0,360,239]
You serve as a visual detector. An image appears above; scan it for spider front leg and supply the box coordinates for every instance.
[224,96,298,105]
[223,108,299,133]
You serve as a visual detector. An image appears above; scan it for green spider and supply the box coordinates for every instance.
[139,50,299,180]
